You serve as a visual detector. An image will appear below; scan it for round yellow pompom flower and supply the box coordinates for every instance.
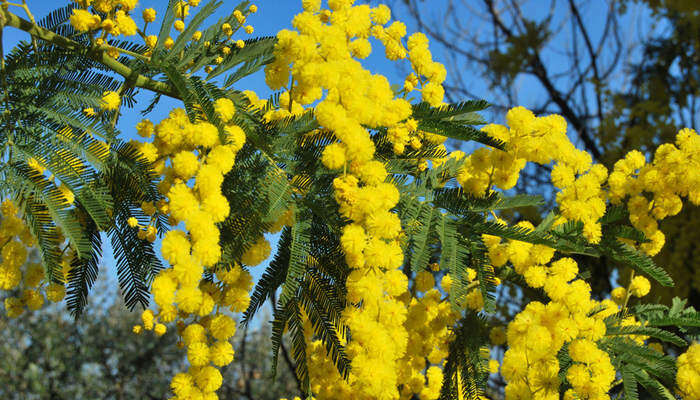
[210,314,237,340]
[46,283,66,303]
[115,11,138,36]
[415,270,435,292]
[611,286,627,305]
[321,143,346,170]
[210,341,235,367]
[677,343,700,399]
[629,276,651,297]
[70,9,100,32]
[241,236,271,266]
[170,373,194,397]
[101,91,121,111]
[154,323,167,337]
[142,8,157,23]
[172,151,200,179]
[194,366,223,392]
[187,342,210,366]
[182,323,207,345]
[214,98,236,123]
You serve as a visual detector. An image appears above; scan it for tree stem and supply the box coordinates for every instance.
[0,8,180,99]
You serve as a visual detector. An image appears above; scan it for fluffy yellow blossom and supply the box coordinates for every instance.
[209,314,236,340]
[611,286,626,305]
[141,309,155,330]
[241,236,271,266]
[101,91,121,111]
[115,11,137,36]
[213,98,236,122]
[677,343,700,399]
[321,143,346,170]
[70,9,100,32]
[46,283,66,302]
[154,323,167,336]
[142,8,156,23]
[172,151,200,180]
[145,35,157,48]
[210,341,235,367]
[187,342,209,366]
[629,275,651,297]
[118,0,138,11]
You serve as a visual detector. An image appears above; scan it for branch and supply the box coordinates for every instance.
[567,0,603,124]
[482,0,603,160]
[280,338,305,397]
[271,291,305,397]
[0,8,179,99]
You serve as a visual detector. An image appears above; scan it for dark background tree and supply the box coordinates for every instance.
[0,276,300,400]
[395,0,700,304]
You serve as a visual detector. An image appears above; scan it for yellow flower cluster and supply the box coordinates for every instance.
[677,342,700,399]
[304,278,458,400]
[71,0,252,62]
[608,128,700,255]
[47,2,700,400]
[1,200,66,317]
[461,107,700,247]
[266,1,450,398]
[174,3,257,73]
[70,0,141,58]
[458,107,610,242]
[130,97,255,399]
[481,220,632,399]
[501,253,618,400]
[491,220,664,400]
[405,32,446,106]
[395,285,459,399]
